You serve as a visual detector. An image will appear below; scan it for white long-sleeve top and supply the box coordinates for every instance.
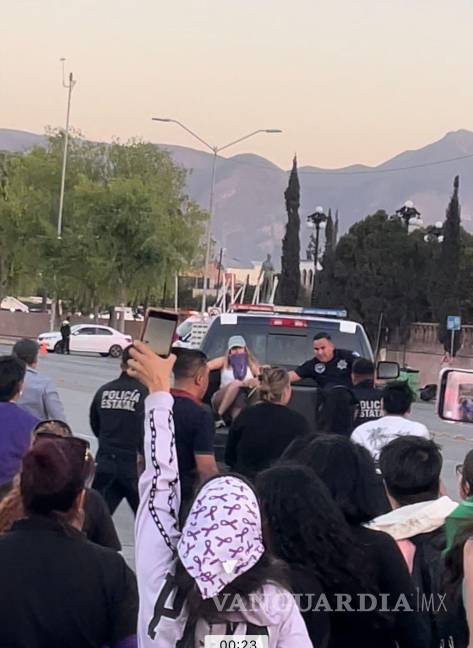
[135,392,313,648]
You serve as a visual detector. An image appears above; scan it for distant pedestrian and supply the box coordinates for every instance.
[0,356,39,498]
[13,338,66,421]
[60,316,71,355]
[90,346,148,515]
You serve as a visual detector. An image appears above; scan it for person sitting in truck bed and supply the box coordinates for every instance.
[208,335,260,424]
[288,332,360,388]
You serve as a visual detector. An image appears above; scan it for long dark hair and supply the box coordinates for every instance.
[256,464,377,598]
[315,386,358,437]
[295,435,383,524]
[460,450,473,498]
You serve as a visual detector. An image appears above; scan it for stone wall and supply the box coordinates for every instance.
[386,322,473,385]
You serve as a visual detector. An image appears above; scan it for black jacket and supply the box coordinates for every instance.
[90,372,148,471]
[352,379,383,427]
[0,516,138,648]
[410,528,468,648]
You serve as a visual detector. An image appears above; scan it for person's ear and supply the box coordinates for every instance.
[195,367,206,386]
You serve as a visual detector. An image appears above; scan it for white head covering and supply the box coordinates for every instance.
[177,476,265,599]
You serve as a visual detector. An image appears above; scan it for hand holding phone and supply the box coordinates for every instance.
[140,308,178,358]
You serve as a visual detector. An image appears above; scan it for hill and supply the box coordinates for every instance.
[2,128,473,262]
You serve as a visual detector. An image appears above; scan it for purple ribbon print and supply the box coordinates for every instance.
[177,476,265,599]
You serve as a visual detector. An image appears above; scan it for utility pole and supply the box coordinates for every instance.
[57,58,76,240]
[50,59,76,331]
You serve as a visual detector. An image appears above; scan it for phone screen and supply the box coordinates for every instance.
[141,309,178,357]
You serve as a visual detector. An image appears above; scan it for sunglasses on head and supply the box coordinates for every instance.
[33,419,73,437]
[34,431,91,461]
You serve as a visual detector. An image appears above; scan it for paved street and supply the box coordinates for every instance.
[3,344,473,569]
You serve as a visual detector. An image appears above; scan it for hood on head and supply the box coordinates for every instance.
[177,475,265,600]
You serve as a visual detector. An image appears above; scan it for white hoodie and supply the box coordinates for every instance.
[135,392,312,648]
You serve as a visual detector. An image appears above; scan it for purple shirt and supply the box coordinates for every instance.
[0,402,38,486]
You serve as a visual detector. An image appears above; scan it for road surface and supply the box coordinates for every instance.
[2,344,472,568]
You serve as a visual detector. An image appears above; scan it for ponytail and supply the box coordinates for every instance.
[258,367,289,403]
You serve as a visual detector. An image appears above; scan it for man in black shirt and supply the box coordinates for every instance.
[288,332,359,388]
[90,346,148,515]
[171,349,218,510]
[351,358,383,428]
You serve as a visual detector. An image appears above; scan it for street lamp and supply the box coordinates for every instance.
[152,117,282,313]
[395,200,423,230]
[424,221,444,244]
[307,206,328,305]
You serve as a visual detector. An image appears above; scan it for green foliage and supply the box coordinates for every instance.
[429,176,462,352]
[0,132,208,311]
[278,156,301,305]
[317,179,473,345]
[316,211,433,341]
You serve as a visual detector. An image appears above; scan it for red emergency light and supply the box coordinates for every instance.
[270,318,308,328]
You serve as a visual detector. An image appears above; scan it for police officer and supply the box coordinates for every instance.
[90,345,148,515]
[351,358,383,427]
[289,332,359,388]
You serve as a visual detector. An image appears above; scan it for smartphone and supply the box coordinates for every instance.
[140,308,178,357]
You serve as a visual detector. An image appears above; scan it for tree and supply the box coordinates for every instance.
[316,211,431,341]
[278,156,301,305]
[0,153,45,303]
[429,176,462,354]
[0,132,208,318]
[334,209,339,247]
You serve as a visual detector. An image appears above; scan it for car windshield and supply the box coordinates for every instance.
[201,318,372,369]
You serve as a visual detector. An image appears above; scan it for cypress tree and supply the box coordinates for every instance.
[278,156,301,305]
[429,176,462,354]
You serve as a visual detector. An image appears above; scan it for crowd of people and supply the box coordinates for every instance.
[1,332,473,646]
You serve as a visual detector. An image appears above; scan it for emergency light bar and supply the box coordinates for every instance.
[229,304,348,319]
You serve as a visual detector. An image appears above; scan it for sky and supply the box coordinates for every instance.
[2,0,473,169]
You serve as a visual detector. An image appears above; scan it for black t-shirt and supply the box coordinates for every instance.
[225,401,310,479]
[0,516,138,648]
[171,390,216,502]
[83,488,121,551]
[352,380,383,428]
[90,373,148,465]
[295,348,358,388]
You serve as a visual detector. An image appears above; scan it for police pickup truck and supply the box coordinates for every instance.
[198,305,395,459]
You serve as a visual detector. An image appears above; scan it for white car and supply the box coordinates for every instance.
[38,324,132,358]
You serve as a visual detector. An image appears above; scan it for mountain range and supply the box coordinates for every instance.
[2,127,473,264]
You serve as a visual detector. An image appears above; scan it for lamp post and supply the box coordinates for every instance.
[152,118,282,313]
[307,206,328,305]
[395,200,423,230]
[424,221,444,244]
